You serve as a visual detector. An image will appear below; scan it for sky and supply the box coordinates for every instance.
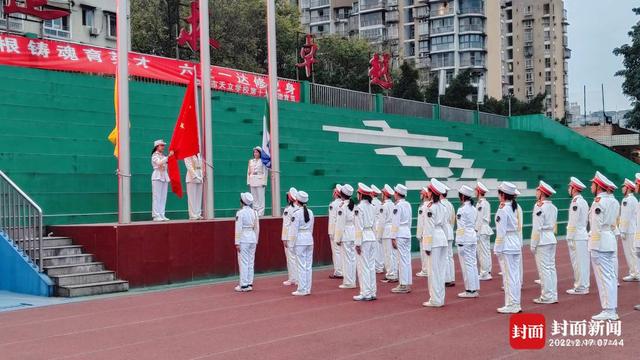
[565,0,637,113]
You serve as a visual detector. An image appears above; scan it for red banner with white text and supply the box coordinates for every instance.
[0,33,300,102]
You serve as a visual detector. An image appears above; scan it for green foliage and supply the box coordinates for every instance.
[391,62,423,101]
[423,75,439,104]
[613,7,640,129]
[313,35,372,92]
[441,69,476,109]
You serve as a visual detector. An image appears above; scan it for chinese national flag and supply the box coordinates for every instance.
[168,77,200,198]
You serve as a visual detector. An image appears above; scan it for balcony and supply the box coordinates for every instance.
[459,42,485,50]
[431,25,454,35]
[431,43,455,52]
[43,23,71,40]
[564,48,572,59]
[413,6,429,19]
[360,0,386,12]
[386,0,398,7]
[459,7,485,16]
[415,56,431,69]
[524,45,534,57]
[459,23,484,32]
[310,0,330,9]
[386,11,399,22]
[310,14,330,24]
[430,6,455,18]
[459,59,485,68]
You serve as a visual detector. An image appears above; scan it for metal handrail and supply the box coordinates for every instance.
[0,170,43,272]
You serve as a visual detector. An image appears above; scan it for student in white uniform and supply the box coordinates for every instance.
[289,191,314,296]
[184,154,203,220]
[247,146,268,216]
[441,187,456,287]
[421,179,449,307]
[566,177,590,295]
[415,187,430,277]
[495,182,523,314]
[151,139,173,221]
[475,182,494,280]
[530,181,559,304]
[370,185,385,274]
[380,185,399,283]
[515,189,524,285]
[335,184,357,289]
[456,185,480,298]
[234,192,259,292]
[589,171,621,320]
[281,188,299,286]
[328,184,344,279]
[619,178,639,282]
[354,183,378,301]
[391,184,413,294]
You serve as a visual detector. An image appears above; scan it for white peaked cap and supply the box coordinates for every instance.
[592,171,614,191]
[357,182,372,195]
[297,191,309,203]
[241,192,254,206]
[635,173,640,184]
[498,181,518,195]
[443,183,451,192]
[459,185,474,198]
[253,146,262,152]
[383,184,395,196]
[624,178,636,191]
[428,178,447,196]
[538,180,556,196]
[394,184,408,196]
[370,185,382,195]
[514,188,521,196]
[335,184,342,192]
[288,187,298,201]
[154,139,166,147]
[341,184,354,197]
[476,181,489,194]
[569,177,586,191]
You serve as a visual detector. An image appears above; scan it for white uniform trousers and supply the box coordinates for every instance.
[295,245,313,294]
[498,253,522,307]
[374,240,385,272]
[186,182,203,219]
[477,234,492,276]
[534,244,558,301]
[427,246,447,306]
[250,186,266,216]
[284,242,297,283]
[419,240,430,274]
[382,238,398,279]
[568,240,590,291]
[621,233,640,278]
[457,244,479,291]
[328,235,343,276]
[591,250,617,311]
[396,237,413,286]
[446,240,455,283]
[151,180,168,219]
[357,242,377,297]
[238,243,257,287]
[341,241,357,286]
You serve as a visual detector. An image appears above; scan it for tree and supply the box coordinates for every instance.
[423,75,439,104]
[614,7,640,129]
[441,69,476,109]
[391,62,423,101]
[312,35,372,92]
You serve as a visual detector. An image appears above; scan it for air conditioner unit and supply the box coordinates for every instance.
[89,27,100,36]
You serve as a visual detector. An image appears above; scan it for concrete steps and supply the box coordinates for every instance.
[40,236,129,297]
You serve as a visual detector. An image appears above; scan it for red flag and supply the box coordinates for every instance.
[168,77,200,198]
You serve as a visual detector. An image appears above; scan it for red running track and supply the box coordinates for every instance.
[1,244,639,360]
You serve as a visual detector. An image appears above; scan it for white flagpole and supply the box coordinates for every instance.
[116,0,131,224]
[199,0,214,219]
[266,0,281,216]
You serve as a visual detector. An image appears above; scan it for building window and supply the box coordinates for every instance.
[43,16,71,39]
[0,3,24,31]
[508,75,514,85]
[542,17,550,27]
[523,20,533,29]
[545,58,551,68]
[525,71,533,82]
[82,6,95,27]
[545,71,551,82]
[507,22,513,33]
[431,35,454,51]
[525,58,533,69]
[544,30,550,41]
[360,12,383,27]
[545,85,551,94]
[524,29,533,42]
[431,17,454,34]
[507,49,513,59]
[543,3,550,15]
[106,12,116,38]
[524,5,532,16]
[459,34,484,49]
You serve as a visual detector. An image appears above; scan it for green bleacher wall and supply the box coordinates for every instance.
[1,65,636,248]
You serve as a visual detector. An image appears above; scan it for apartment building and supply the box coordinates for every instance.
[0,0,117,48]
[501,0,570,119]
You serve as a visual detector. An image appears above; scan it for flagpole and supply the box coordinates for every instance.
[266,0,281,216]
[199,0,214,219]
[116,0,131,224]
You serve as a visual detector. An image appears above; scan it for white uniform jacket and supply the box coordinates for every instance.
[494,201,521,254]
[235,206,259,245]
[379,199,395,239]
[416,201,428,241]
[391,199,412,239]
[475,198,494,236]
[184,154,203,184]
[421,201,448,251]
[530,200,558,249]
[455,201,478,245]
[328,198,342,238]
[567,194,589,241]
[335,201,356,243]
[442,198,455,241]
[355,202,377,246]
[589,192,620,252]
[372,198,382,239]
[289,208,315,246]
[247,158,268,187]
[151,152,170,182]
[619,193,638,235]
[281,204,299,241]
